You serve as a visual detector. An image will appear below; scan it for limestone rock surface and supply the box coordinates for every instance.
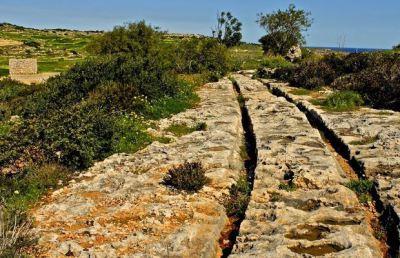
[31,79,244,257]
[266,79,400,228]
[231,75,383,257]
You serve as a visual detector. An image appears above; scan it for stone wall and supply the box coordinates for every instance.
[9,58,37,75]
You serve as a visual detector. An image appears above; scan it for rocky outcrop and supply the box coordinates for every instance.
[265,79,400,255]
[231,75,382,257]
[286,45,302,62]
[31,79,244,257]
[265,80,400,244]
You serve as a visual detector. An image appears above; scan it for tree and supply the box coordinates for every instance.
[393,43,400,50]
[257,4,312,55]
[212,11,243,47]
[86,21,162,56]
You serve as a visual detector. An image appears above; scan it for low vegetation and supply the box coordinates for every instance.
[0,208,35,257]
[224,174,251,218]
[166,122,207,137]
[278,181,297,192]
[289,88,313,96]
[313,91,364,112]
[345,179,374,204]
[162,162,210,192]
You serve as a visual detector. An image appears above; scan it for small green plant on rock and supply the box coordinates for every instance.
[224,174,251,218]
[162,162,210,192]
[166,122,207,137]
[345,179,374,204]
[278,181,297,192]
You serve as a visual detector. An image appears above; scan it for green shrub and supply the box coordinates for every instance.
[318,91,364,112]
[23,54,182,117]
[23,40,41,48]
[261,56,294,69]
[345,179,374,194]
[345,179,374,204]
[255,56,295,79]
[37,105,114,169]
[273,51,400,111]
[0,120,40,172]
[162,162,210,192]
[0,79,43,119]
[194,122,207,131]
[86,21,162,56]
[173,38,229,77]
[224,175,251,217]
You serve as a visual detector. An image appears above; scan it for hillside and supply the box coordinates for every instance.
[0,23,267,78]
[0,23,101,77]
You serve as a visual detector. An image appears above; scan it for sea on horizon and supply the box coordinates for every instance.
[309,46,389,53]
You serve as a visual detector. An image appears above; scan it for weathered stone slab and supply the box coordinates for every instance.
[265,79,400,232]
[31,79,244,257]
[9,58,37,75]
[231,75,382,257]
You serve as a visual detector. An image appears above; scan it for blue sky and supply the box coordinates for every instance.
[0,0,399,48]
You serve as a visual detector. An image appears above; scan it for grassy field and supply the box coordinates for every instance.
[0,23,98,76]
[228,44,265,70]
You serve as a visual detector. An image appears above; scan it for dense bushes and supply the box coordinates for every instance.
[23,54,182,117]
[288,60,337,89]
[86,21,162,56]
[0,79,43,120]
[332,55,400,110]
[172,37,229,77]
[270,52,400,111]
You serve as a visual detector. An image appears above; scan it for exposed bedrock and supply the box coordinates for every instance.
[231,74,383,257]
[265,78,400,256]
[32,79,244,257]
